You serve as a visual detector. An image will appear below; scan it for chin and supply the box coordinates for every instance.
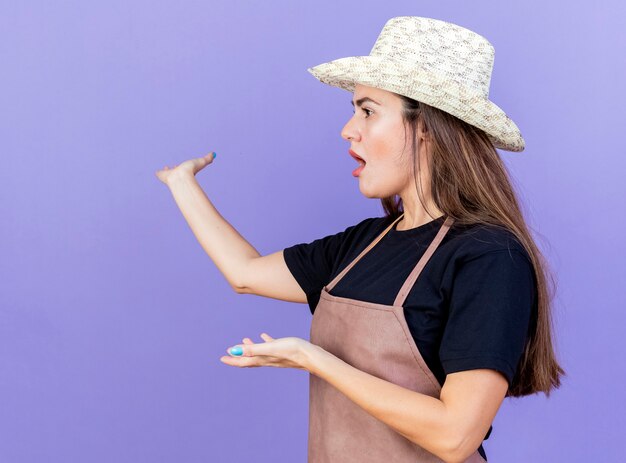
[358,186,383,199]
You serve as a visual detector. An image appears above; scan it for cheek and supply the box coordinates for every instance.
[369,150,411,178]
[367,123,410,161]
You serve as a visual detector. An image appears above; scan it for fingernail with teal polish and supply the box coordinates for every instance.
[229,346,243,356]
[213,152,217,159]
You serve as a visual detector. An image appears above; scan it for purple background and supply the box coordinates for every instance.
[1,1,624,461]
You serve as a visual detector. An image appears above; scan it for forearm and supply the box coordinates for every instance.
[167,172,260,290]
[305,346,459,463]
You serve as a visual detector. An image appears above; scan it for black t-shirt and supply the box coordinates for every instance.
[283,214,537,459]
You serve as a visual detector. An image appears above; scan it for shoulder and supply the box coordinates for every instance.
[325,215,392,259]
[283,215,388,264]
[340,215,388,238]
[447,222,531,265]
[351,215,399,239]
[281,215,391,305]
[314,214,395,246]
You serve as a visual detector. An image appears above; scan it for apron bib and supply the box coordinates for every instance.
[308,213,487,463]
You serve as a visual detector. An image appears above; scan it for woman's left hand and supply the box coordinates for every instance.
[220,333,317,371]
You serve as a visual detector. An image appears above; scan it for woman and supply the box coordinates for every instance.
[155,16,564,463]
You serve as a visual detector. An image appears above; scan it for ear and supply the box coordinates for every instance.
[416,117,430,138]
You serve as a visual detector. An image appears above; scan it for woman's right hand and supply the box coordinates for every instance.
[155,152,216,186]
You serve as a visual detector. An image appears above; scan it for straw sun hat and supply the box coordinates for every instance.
[307,16,525,152]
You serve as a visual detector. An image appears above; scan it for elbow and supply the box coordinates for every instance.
[406,432,466,463]
[441,434,478,463]
[231,274,249,294]
[232,273,250,294]
[232,284,247,294]
[441,453,465,463]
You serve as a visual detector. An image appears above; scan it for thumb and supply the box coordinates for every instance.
[191,152,217,174]
[260,333,274,342]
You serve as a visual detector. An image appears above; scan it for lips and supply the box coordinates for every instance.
[349,149,366,165]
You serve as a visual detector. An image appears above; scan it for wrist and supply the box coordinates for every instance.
[167,169,196,189]
[303,343,333,376]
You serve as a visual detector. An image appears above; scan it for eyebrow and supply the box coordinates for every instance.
[350,96,382,107]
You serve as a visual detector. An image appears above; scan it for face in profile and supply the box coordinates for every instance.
[341,83,427,200]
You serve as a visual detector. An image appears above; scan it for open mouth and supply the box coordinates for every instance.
[351,159,365,176]
[350,150,367,165]
[349,150,366,177]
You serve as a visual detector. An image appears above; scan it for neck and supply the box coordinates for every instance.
[396,198,444,231]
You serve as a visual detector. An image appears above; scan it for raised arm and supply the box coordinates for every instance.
[158,159,306,303]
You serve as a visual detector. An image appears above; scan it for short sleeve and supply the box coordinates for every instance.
[439,249,536,387]
[283,217,379,312]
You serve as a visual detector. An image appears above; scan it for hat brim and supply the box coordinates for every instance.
[308,55,525,152]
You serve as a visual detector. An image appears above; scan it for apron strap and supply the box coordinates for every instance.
[393,216,454,307]
[325,213,405,292]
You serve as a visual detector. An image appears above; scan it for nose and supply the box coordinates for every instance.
[341,115,360,141]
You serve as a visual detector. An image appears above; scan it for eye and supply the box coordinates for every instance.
[351,107,373,118]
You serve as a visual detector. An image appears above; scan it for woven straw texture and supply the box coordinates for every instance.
[307,16,525,152]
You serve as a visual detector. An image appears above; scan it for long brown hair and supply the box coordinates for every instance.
[382,95,565,398]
